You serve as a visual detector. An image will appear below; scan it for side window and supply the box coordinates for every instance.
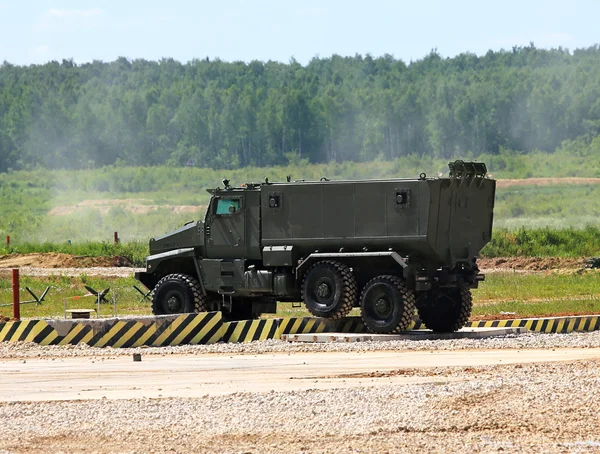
[394,188,410,209]
[267,192,282,211]
[215,198,241,215]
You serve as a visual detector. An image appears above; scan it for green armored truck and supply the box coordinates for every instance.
[135,160,495,333]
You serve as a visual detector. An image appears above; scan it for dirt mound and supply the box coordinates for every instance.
[0,253,133,268]
[48,199,206,216]
[478,256,585,271]
[496,177,600,188]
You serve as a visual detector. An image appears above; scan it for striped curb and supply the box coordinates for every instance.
[0,312,223,347]
[220,319,280,343]
[277,315,600,335]
[277,316,424,334]
[277,316,366,335]
[464,315,600,333]
[1,313,599,347]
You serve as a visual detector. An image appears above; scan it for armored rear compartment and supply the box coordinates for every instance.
[261,173,495,269]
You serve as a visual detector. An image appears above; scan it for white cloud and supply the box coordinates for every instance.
[36,8,105,31]
[33,45,50,55]
[296,7,327,17]
[46,8,103,19]
[537,33,574,48]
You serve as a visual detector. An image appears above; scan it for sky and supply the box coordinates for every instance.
[0,0,599,66]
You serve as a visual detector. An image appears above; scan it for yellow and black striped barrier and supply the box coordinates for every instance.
[277,316,367,335]
[465,315,600,333]
[276,315,600,335]
[0,312,223,347]
[220,319,280,343]
[1,313,600,347]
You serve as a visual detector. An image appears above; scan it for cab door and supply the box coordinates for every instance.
[204,194,247,259]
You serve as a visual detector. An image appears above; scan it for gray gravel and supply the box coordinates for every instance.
[1,357,600,453]
[2,330,600,359]
[2,332,600,453]
[0,266,143,278]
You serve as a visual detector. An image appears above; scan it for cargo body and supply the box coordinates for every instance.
[136,161,495,333]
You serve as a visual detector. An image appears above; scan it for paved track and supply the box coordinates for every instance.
[3,347,600,402]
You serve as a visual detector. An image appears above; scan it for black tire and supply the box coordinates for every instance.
[359,275,415,334]
[416,286,473,333]
[302,261,357,319]
[152,274,208,315]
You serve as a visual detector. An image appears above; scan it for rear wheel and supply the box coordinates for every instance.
[416,286,472,332]
[152,274,207,315]
[360,275,415,333]
[224,299,261,321]
[302,261,357,319]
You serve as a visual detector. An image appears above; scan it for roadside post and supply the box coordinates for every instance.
[12,269,20,320]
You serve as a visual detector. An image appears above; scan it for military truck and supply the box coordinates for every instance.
[135,160,495,333]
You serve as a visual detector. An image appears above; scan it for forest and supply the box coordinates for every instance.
[2,44,600,172]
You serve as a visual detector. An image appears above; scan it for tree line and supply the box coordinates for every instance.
[1,44,600,172]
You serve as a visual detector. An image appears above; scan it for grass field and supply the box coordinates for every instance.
[2,271,599,320]
[1,151,600,244]
[1,225,599,268]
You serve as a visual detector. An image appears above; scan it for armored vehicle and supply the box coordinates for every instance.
[135,160,495,333]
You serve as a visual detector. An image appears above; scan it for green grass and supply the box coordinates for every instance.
[2,271,599,321]
[481,227,600,257]
[474,271,600,302]
[1,225,597,267]
[471,271,600,318]
[0,276,150,319]
[493,183,600,229]
[1,151,600,243]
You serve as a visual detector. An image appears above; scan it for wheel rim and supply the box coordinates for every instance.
[164,290,183,313]
[365,285,395,322]
[317,281,332,299]
[373,294,393,318]
[313,277,335,308]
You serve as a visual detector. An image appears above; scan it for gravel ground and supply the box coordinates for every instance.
[1,355,600,453]
[3,330,600,359]
[0,333,600,452]
[0,266,144,278]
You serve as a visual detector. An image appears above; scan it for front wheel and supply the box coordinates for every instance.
[152,274,207,315]
[302,261,357,319]
[360,275,415,334]
[416,286,473,332]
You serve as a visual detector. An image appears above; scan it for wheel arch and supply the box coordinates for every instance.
[139,248,205,294]
[296,252,408,281]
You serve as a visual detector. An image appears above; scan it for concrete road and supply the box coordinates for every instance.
[2,348,600,402]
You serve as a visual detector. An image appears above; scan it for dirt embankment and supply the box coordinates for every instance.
[0,253,591,272]
[496,177,600,188]
[477,256,586,271]
[48,199,206,216]
[0,253,132,268]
